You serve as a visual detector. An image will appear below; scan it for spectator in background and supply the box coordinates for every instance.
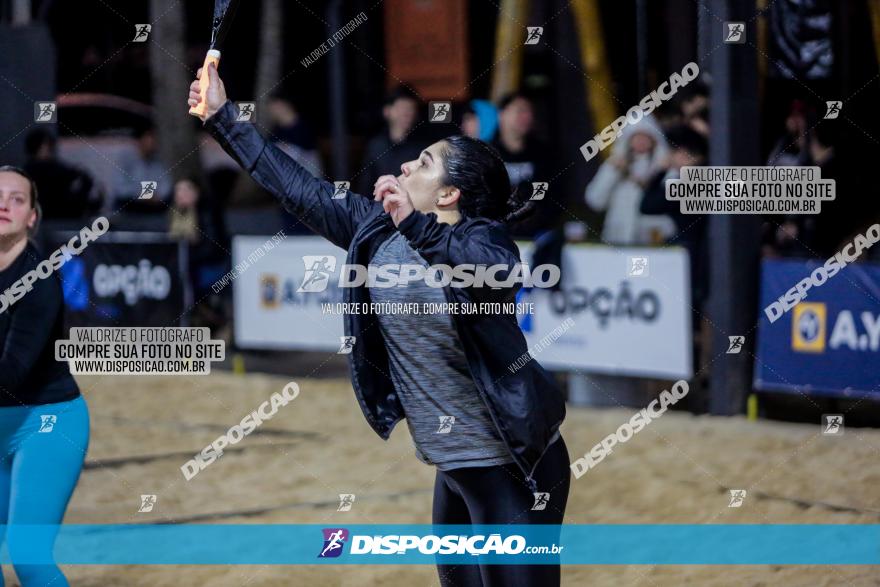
[688,105,710,138]
[585,117,675,245]
[641,124,710,305]
[459,99,500,141]
[641,125,710,398]
[767,100,810,167]
[806,123,863,258]
[265,97,322,236]
[464,99,499,141]
[491,92,554,238]
[677,78,710,137]
[356,85,423,194]
[267,95,323,176]
[678,79,709,122]
[167,178,229,330]
[761,101,814,258]
[461,104,480,139]
[652,99,683,130]
[112,125,171,211]
[22,129,101,219]
[763,123,866,259]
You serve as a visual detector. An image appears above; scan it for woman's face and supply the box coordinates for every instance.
[0,171,36,242]
[398,140,456,213]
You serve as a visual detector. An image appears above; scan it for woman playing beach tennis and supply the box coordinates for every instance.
[189,64,569,587]
[0,166,90,587]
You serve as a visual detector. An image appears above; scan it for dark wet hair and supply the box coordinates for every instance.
[0,165,42,236]
[440,135,535,224]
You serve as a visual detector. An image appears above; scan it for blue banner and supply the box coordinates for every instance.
[2,524,880,565]
[755,259,880,398]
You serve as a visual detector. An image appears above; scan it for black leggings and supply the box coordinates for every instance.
[432,436,570,587]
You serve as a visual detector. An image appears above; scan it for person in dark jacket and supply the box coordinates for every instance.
[167,177,230,329]
[0,166,89,587]
[23,129,101,220]
[640,126,709,383]
[640,125,710,307]
[491,92,555,238]
[355,85,424,195]
[190,64,568,587]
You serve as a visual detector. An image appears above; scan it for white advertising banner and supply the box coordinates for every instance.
[233,236,344,351]
[516,243,692,379]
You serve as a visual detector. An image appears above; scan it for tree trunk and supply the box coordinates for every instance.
[148,0,200,184]
[255,0,283,116]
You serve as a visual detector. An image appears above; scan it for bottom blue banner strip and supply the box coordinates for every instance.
[0,525,877,565]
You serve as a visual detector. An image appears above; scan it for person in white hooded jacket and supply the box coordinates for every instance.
[584,116,676,245]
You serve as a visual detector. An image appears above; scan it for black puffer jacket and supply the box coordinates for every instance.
[205,100,566,489]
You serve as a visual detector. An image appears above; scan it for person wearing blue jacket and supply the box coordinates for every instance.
[189,64,569,587]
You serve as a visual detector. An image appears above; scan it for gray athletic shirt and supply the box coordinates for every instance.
[369,231,514,470]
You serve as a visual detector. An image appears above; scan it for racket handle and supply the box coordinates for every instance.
[189,49,221,118]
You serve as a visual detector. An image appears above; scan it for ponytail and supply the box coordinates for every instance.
[441,135,538,224]
[502,188,538,224]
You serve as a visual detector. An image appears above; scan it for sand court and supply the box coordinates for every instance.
[10,371,876,586]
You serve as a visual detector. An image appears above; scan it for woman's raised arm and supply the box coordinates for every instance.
[190,64,380,250]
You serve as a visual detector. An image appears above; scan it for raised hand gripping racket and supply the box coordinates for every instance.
[189,0,241,118]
